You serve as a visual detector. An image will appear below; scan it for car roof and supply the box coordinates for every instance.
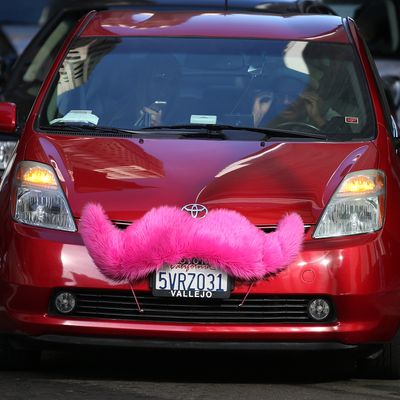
[80,10,348,42]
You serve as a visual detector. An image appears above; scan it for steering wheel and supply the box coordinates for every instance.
[275,121,321,133]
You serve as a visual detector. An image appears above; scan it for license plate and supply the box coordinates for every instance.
[152,260,231,299]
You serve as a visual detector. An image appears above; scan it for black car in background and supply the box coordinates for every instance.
[0,0,336,173]
[0,0,49,54]
[0,27,17,78]
[324,0,400,118]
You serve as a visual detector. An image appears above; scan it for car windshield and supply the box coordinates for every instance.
[39,37,374,140]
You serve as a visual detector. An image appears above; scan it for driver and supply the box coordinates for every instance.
[277,89,339,130]
[135,54,180,127]
[251,74,307,128]
[252,81,339,131]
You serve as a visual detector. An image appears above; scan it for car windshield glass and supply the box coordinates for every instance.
[39,37,374,140]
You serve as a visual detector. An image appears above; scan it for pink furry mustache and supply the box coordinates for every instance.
[79,204,304,282]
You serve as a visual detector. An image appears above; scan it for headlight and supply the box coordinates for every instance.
[0,141,16,170]
[313,169,385,239]
[12,161,76,231]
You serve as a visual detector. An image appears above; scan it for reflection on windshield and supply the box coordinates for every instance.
[40,37,374,140]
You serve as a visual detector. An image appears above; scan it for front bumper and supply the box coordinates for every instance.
[1,222,400,347]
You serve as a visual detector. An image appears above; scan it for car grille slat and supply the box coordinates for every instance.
[113,221,312,234]
[77,304,308,315]
[72,310,310,322]
[78,300,308,310]
[49,289,334,323]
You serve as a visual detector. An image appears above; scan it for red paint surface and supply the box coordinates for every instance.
[81,12,350,43]
[0,102,16,133]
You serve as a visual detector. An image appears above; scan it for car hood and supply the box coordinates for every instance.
[30,135,378,225]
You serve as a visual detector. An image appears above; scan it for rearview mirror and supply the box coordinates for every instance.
[0,102,17,133]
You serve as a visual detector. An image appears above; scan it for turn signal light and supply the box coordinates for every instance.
[18,165,57,188]
[339,175,383,194]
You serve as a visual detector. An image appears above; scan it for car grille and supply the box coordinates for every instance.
[50,289,334,323]
[113,221,312,234]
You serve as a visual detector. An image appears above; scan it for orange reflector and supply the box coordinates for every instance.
[21,166,57,187]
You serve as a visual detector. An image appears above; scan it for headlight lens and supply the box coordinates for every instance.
[12,161,76,231]
[0,141,16,170]
[313,169,385,239]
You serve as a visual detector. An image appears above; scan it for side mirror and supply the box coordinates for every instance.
[0,102,16,133]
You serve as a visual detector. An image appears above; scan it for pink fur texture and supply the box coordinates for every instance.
[79,204,304,282]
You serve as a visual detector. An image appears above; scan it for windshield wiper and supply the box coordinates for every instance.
[42,122,327,140]
[140,124,327,140]
[41,122,138,136]
[139,124,228,139]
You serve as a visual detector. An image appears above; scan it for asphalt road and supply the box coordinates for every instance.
[1,349,400,399]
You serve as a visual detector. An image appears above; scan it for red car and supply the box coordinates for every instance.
[0,9,399,377]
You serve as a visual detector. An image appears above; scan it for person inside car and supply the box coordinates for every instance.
[251,75,315,128]
[252,89,274,127]
[134,54,180,127]
[252,72,347,134]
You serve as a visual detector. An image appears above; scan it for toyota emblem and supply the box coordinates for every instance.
[181,204,208,219]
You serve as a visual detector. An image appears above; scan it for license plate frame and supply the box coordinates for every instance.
[152,261,231,299]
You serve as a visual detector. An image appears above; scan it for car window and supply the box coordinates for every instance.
[39,37,375,140]
[23,19,74,93]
